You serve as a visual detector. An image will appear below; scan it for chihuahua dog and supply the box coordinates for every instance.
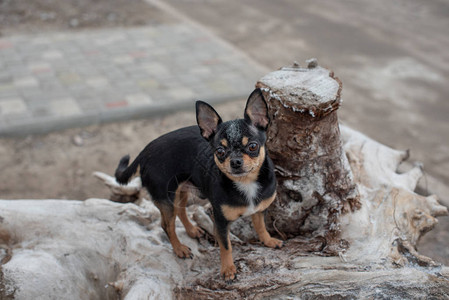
[115,88,283,281]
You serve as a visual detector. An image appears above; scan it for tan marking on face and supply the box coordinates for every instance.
[214,146,266,184]
[214,155,231,176]
[221,191,276,221]
[220,139,228,147]
[242,136,249,146]
[240,146,265,183]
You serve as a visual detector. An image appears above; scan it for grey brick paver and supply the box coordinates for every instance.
[0,23,265,136]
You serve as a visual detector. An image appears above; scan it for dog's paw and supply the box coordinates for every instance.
[173,244,193,259]
[221,264,237,283]
[186,226,205,239]
[263,237,284,249]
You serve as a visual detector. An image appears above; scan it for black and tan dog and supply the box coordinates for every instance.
[115,88,283,281]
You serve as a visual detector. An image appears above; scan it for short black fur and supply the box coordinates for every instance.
[115,88,282,281]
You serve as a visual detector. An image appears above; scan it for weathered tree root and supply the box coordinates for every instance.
[339,125,447,267]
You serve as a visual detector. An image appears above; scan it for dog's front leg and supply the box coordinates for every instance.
[252,211,284,249]
[214,214,236,282]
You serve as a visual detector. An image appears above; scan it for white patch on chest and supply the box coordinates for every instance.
[234,181,260,216]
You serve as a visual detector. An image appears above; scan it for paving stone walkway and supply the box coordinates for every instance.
[0,24,265,135]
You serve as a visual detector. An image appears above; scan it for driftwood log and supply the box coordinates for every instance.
[1,62,448,299]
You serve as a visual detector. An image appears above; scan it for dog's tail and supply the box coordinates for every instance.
[115,155,139,185]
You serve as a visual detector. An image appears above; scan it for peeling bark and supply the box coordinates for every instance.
[256,62,359,253]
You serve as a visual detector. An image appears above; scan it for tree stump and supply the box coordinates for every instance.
[256,60,360,253]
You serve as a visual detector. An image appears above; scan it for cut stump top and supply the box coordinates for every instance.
[257,63,342,118]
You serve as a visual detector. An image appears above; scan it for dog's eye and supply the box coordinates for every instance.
[216,147,226,158]
[248,142,259,152]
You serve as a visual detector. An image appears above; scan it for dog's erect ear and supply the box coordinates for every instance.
[244,88,269,130]
[196,101,223,140]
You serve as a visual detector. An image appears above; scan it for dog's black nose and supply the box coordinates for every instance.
[230,158,243,169]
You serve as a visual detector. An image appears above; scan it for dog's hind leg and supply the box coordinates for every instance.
[174,183,204,239]
[156,201,193,259]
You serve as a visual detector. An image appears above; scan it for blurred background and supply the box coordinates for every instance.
[0,0,448,262]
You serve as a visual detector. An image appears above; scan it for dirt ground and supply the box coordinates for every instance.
[0,0,448,265]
